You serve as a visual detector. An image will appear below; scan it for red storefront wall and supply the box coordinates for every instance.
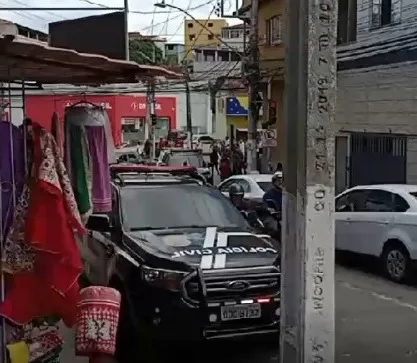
[25,94,177,146]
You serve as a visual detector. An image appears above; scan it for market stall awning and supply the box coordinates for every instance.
[0,34,184,85]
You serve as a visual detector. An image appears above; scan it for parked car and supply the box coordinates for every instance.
[159,148,213,184]
[192,134,214,154]
[81,165,280,362]
[335,184,417,282]
[115,146,141,164]
[218,174,274,203]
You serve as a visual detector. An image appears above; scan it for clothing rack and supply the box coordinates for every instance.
[0,80,31,363]
[0,28,179,363]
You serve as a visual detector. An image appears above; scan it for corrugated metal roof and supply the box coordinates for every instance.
[0,33,183,85]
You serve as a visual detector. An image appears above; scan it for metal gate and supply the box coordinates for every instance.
[350,133,407,187]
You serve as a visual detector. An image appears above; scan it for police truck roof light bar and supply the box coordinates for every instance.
[110,164,197,178]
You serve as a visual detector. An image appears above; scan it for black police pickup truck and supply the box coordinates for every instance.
[80,164,280,361]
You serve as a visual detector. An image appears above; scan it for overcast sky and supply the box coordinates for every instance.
[0,0,241,44]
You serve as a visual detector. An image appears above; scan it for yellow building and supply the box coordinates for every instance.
[183,19,228,60]
[240,0,285,164]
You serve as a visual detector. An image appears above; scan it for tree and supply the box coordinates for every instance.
[129,38,163,64]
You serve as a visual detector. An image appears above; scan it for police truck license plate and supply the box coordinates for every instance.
[220,304,261,321]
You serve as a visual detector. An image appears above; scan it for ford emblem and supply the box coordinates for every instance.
[227,280,250,291]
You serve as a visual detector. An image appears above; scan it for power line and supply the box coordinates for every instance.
[10,0,68,20]
[181,4,217,62]
[0,1,50,22]
[158,0,176,36]
[140,0,214,31]
[163,0,196,42]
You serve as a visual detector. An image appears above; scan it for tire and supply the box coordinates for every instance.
[381,242,411,283]
[115,291,160,363]
[114,293,140,363]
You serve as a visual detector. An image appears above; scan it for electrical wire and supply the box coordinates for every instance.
[0,1,51,23]
[158,0,176,37]
[140,0,214,31]
[10,0,68,20]
[181,4,217,62]
[164,0,196,42]
[77,0,211,14]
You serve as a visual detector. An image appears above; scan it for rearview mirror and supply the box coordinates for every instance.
[337,204,352,212]
[87,214,111,232]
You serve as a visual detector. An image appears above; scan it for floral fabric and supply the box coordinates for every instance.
[2,125,85,273]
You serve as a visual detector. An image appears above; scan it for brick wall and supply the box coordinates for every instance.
[337,63,417,184]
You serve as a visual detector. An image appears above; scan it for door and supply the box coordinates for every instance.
[335,135,349,194]
[121,117,144,144]
[335,191,357,252]
[347,189,395,256]
[350,133,406,187]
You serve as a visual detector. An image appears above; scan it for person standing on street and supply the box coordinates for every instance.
[232,144,244,175]
[210,143,219,174]
[219,155,232,181]
[144,139,151,159]
[239,139,247,174]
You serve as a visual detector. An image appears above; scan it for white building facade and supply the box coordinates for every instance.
[336,0,417,193]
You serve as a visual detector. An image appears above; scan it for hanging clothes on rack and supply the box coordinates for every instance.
[69,126,92,220]
[50,112,63,158]
[85,126,111,214]
[0,123,86,327]
[0,121,25,241]
[64,105,114,215]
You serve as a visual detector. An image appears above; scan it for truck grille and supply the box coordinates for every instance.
[182,266,280,304]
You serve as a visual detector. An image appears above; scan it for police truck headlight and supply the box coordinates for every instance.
[141,265,186,292]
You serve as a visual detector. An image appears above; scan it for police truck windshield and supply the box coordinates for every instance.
[121,184,248,231]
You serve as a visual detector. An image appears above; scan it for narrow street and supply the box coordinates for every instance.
[61,264,417,363]
[336,265,417,362]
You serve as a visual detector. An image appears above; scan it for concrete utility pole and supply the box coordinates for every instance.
[124,0,129,61]
[246,0,260,172]
[150,81,157,159]
[280,0,337,362]
[146,82,156,158]
[184,63,193,149]
[145,83,151,141]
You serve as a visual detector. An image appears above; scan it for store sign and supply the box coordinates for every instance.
[64,101,112,109]
[130,102,162,111]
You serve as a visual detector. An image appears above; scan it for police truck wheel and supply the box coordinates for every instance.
[115,295,141,363]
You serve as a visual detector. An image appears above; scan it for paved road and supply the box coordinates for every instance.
[60,263,417,363]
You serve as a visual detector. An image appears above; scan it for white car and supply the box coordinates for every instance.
[192,134,214,154]
[336,184,417,282]
[218,174,274,202]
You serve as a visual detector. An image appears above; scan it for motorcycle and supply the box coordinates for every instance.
[259,199,281,241]
[241,202,281,241]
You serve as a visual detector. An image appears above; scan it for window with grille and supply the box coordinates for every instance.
[370,0,401,29]
[266,15,283,45]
